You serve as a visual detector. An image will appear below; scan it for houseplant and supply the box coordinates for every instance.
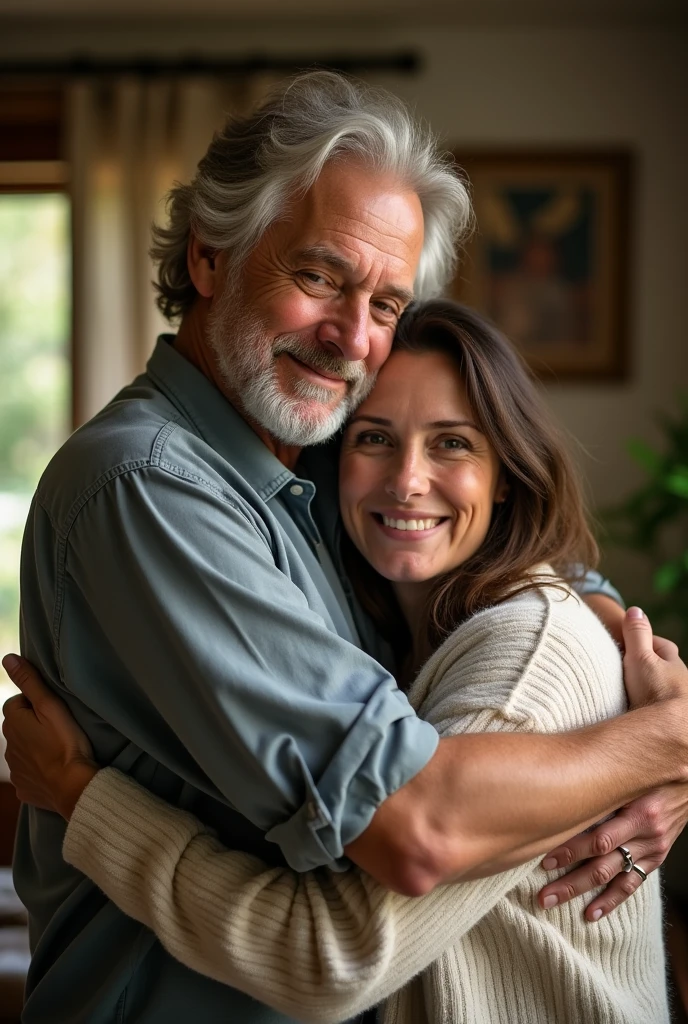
[605,396,688,647]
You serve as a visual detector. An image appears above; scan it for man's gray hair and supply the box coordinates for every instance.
[151,70,472,320]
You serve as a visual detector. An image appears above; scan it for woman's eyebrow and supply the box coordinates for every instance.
[348,415,481,431]
[347,415,393,426]
[430,419,481,431]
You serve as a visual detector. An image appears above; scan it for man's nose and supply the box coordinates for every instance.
[316,298,370,363]
[385,450,430,503]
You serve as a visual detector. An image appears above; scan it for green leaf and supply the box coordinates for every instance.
[665,468,688,498]
[627,439,662,473]
[654,561,683,594]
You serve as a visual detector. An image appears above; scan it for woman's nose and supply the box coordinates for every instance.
[384,452,430,502]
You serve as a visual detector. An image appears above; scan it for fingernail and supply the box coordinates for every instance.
[543,895,558,909]
[2,654,20,676]
[591,909,603,921]
[626,607,644,620]
[542,857,558,870]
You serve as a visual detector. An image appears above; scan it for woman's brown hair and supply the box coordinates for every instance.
[341,299,599,656]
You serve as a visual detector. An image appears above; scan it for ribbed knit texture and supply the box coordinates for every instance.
[63,582,668,1023]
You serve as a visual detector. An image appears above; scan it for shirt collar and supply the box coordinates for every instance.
[145,335,294,503]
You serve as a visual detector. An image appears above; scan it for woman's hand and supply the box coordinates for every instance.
[2,654,98,820]
[538,784,687,921]
[539,607,688,921]
[620,609,686,708]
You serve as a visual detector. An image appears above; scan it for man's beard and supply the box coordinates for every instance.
[206,280,377,447]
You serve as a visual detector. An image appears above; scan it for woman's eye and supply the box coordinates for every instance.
[437,437,469,451]
[357,431,389,446]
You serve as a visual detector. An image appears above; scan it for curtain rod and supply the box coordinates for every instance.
[0,52,420,77]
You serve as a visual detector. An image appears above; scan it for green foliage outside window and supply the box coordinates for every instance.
[0,192,70,663]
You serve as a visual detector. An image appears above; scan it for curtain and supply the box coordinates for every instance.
[68,74,277,425]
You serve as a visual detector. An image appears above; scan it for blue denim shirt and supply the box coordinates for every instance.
[16,336,440,1023]
[15,336,622,1023]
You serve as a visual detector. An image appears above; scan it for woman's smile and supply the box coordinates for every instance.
[374,512,448,536]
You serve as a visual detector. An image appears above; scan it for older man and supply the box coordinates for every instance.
[8,72,688,1023]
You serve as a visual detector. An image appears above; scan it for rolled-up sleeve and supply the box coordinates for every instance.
[58,463,438,872]
[573,568,625,608]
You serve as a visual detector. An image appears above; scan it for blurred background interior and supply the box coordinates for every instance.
[0,0,686,1021]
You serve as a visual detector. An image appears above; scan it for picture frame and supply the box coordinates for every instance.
[451,150,632,381]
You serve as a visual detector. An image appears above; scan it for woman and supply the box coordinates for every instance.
[3,301,668,1023]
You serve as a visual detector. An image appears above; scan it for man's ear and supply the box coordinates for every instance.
[187,234,218,299]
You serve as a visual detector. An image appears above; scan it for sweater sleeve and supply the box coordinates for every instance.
[63,713,540,1021]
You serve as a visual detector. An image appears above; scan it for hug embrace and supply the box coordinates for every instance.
[3,71,687,1024]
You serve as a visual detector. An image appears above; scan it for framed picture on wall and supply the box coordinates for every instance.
[451,150,632,381]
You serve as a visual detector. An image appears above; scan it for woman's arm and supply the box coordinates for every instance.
[63,763,536,1023]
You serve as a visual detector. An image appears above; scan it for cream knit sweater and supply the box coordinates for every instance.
[63,583,668,1024]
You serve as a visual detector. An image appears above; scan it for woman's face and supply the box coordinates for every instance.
[339,349,507,586]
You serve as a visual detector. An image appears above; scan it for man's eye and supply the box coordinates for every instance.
[300,271,329,286]
[372,300,398,318]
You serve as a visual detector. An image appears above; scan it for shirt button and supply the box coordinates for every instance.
[290,484,304,496]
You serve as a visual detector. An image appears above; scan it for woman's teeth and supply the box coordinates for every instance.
[381,516,441,532]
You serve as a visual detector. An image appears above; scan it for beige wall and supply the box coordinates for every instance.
[3,18,686,604]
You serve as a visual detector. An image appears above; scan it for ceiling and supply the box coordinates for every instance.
[0,0,685,23]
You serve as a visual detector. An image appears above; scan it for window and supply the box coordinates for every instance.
[0,88,70,711]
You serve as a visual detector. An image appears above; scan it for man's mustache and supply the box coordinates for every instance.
[272,336,370,386]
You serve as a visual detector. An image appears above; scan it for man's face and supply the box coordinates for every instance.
[206,159,424,447]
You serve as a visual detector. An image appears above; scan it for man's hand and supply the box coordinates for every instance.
[538,607,688,921]
[2,654,98,820]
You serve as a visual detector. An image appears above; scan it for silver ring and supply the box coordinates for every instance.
[618,845,634,873]
[631,863,648,883]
